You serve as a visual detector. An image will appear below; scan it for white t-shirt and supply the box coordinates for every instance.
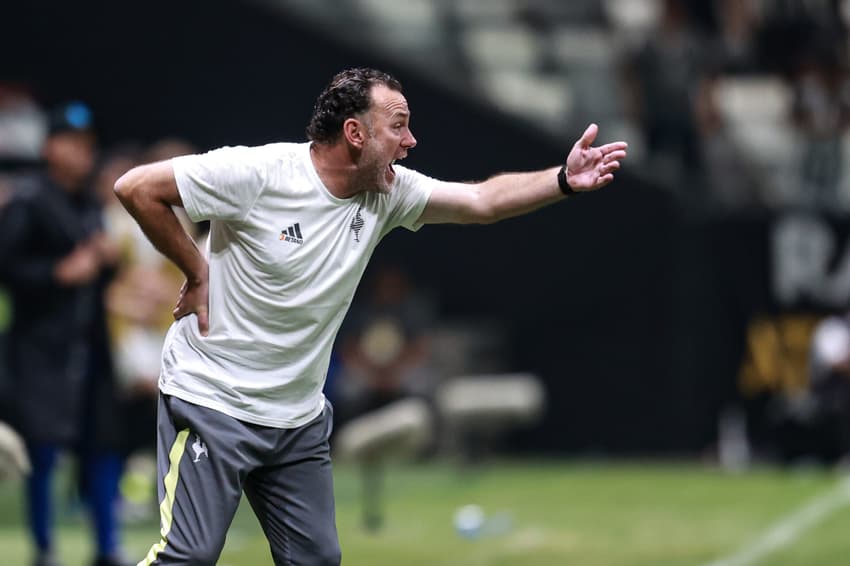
[162,142,434,428]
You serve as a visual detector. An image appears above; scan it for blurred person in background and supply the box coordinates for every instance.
[333,262,437,530]
[96,139,201,521]
[788,41,850,210]
[98,139,200,453]
[94,144,164,520]
[114,67,627,565]
[0,82,36,435]
[144,138,198,165]
[0,102,130,566]
[622,0,706,194]
[804,312,850,464]
[0,82,45,172]
[0,168,28,482]
[711,0,761,74]
[335,263,436,429]
[691,70,764,212]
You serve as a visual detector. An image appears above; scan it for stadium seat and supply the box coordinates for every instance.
[436,373,546,460]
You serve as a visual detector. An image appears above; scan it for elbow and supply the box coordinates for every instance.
[113,166,146,210]
[113,169,134,204]
[113,161,179,213]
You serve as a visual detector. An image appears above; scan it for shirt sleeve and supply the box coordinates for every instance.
[385,165,437,233]
[172,145,270,222]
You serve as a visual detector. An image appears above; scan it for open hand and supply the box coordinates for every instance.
[565,124,628,192]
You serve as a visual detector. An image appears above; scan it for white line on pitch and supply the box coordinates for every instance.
[702,475,850,566]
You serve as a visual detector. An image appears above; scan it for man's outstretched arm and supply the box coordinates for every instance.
[113,161,209,335]
[418,124,627,225]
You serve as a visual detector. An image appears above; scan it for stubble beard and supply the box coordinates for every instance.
[358,139,394,194]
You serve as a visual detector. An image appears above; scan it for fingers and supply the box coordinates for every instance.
[172,277,209,336]
[172,303,209,337]
[597,173,614,187]
[603,150,627,163]
[598,141,628,154]
[592,162,620,188]
[577,123,598,148]
[197,310,209,337]
[601,160,621,175]
[171,289,193,322]
[172,297,196,321]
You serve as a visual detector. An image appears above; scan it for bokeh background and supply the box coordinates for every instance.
[3,0,850,565]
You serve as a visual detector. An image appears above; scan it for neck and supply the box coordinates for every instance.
[309,141,368,199]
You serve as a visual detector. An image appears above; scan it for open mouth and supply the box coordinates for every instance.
[385,161,396,185]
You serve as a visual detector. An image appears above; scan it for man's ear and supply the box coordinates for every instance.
[343,117,367,149]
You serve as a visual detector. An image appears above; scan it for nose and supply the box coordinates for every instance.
[403,128,417,149]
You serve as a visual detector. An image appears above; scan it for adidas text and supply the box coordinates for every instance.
[280,222,304,245]
[280,234,304,245]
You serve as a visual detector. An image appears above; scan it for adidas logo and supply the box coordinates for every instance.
[280,222,304,245]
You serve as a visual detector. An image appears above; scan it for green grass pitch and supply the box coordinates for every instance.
[1,459,849,565]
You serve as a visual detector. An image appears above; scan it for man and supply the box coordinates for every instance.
[0,102,128,566]
[115,67,627,565]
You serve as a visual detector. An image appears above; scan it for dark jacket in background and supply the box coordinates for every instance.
[0,172,102,444]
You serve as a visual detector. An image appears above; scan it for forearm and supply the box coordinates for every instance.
[114,164,206,283]
[422,125,626,226]
[127,202,205,283]
[477,167,564,223]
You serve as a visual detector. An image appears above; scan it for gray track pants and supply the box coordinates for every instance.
[138,394,341,566]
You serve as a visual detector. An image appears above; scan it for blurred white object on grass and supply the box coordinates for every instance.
[0,421,30,479]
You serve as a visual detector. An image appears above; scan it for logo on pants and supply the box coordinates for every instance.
[191,434,209,463]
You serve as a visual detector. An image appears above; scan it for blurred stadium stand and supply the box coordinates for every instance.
[5,0,850,464]
[253,0,626,143]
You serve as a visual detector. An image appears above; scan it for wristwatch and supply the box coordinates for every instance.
[557,164,577,196]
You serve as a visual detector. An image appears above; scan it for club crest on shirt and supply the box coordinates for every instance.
[350,206,364,243]
[280,222,304,245]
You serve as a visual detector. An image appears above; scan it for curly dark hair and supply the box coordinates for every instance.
[306,68,403,144]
